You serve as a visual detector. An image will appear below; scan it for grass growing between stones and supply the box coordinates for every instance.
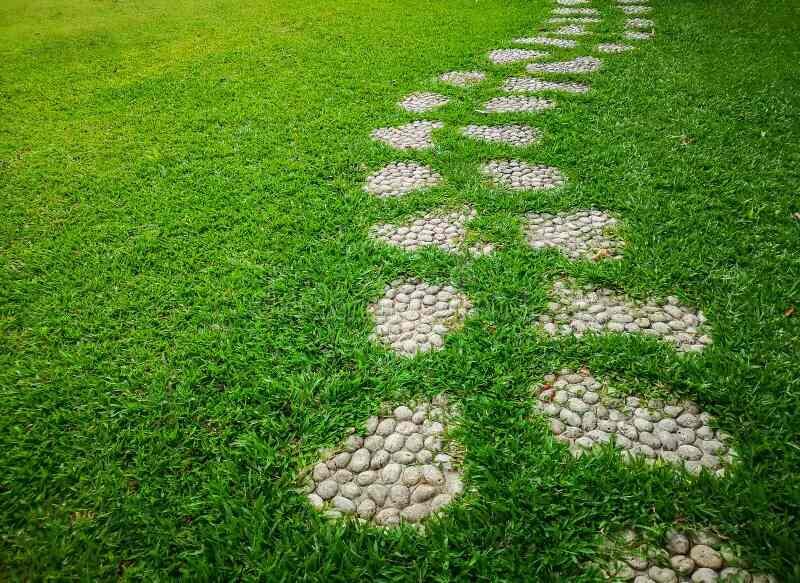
[1,0,799,579]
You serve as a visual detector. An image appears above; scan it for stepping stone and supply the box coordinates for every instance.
[598,528,777,582]
[398,91,449,113]
[621,4,652,13]
[488,48,548,64]
[461,124,542,147]
[370,206,493,256]
[552,7,599,15]
[523,210,622,260]
[537,278,713,352]
[556,0,589,4]
[504,77,590,94]
[480,96,557,113]
[481,159,565,190]
[369,279,474,356]
[552,24,591,36]
[625,17,654,28]
[625,30,654,40]
[536,369,735,475]
[439,70,486,87]
[595,43,634,53]
[364,162,442,198]
[371,121,443,150]
[526,56,602,74]
[514,36,578,48]
[547,16,601,23]
[303,394,464,526]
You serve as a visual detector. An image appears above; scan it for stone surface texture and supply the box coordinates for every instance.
[626,17,655,28]
[596,43,635,53]
[364,162,442,198]
[504,77,590,94]
[553,24,591,36]
[305,395,464,527]
[601,529,777,582]
[625,30,654,40]
[370,207,493,256]
[439,70,486,87]
[481,96,557,113]
[488,49,548,64]
[526,56,602,74]
[548,17,601,23]
[523,210,622,261]
[621,4,652,13]
[398,92,450,113]
[461,124,542,146]
[552,7,599,15]
[556,0,589,4]
[536,370,735,475]
[537,279,713,352]
[515,36,578,48]
[482,159,565,190]
[369,279,474,356]
[371,121,444,150]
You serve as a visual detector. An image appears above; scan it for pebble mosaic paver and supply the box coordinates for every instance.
[552,7,599,15]
[625,31,654,40]
[370,206,493,256]
[526,56,602,74]
[601,529,777,582]
[515,36,578,48]
[438,70,486,87]
[535,370,734,475]
[621,5,652,14]
[461,124,542,147]
[369,279,474,357]
[556,0,589,5]
[371,121,444,150]
[523,210,622,261]
[626,17,655,28]
[537,279,712,353]
[480,96,556,113]
[364,162,442,198]
[548,16,601,23]
[304,395,464,526]
[595,43,635,53]
[481,159,565,190]
[398,92,450,113]
[553,24,591,36]
[488,48,548,64]
[504,77,591,94]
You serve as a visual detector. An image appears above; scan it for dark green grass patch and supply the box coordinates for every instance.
[1,0,798,580]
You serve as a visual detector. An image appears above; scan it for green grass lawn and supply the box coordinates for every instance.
[1,0,799,579]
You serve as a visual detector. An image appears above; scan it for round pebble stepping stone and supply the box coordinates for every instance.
[370,206,493,256]
[364,162,442,198]
[548,16,601,23]
[536,369,735,475]
[461,124,542,147]
[303,394,464,526]
[621,4,652,13]
[526,56,602,74]
[625,30,654,40]
[537,278,713,352]
[599,528,777,582]
[371,121,443,150]
[369,279,474,356]
[626,17,654,28]
[514,36,578,48]
[488,48,548,64]
[523,210,622,260]
[556,0,589,5]
[595,43,635,53]
[553,24,591,36]
[552,7,599,15]
[480,96,557,113]
[439,70,486,87]
[481,159,565,190]
[504,77,590,94]
[398,91,450,113]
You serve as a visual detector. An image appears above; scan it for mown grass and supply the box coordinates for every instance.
[1,0,799,580]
